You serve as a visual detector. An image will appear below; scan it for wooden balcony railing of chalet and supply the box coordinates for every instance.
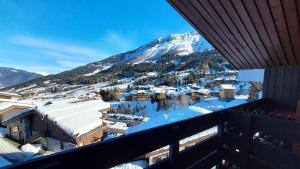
[4,99,300,169]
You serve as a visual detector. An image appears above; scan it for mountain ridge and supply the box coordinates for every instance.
[0,67,43,88]
[3,32,232,94]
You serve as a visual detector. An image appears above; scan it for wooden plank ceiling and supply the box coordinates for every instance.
[168,0,300,69]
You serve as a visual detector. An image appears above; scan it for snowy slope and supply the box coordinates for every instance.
[76,32,212,77]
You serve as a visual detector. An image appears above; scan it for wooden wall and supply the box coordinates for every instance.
[263,65,300,112]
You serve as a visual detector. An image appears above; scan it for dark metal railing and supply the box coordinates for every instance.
[223,109,300,169]
[5,105,223,169]
[4,99,300,169]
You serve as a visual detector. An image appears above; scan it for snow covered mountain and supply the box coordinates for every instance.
[0,67,42,88]
[5,32,223,92]
[118,31,211,64]
[71,31,212,77]
[100,31,212,65]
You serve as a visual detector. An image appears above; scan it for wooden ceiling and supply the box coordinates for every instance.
[168,0,300,69]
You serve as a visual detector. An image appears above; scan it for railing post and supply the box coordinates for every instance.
[241,113,253,169]
[169,125,180,169]
[169,140,179,169]
[216,111,225,169]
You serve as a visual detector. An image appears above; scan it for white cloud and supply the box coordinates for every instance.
[41,50,72,59]
[4,32,139,74]
[10,35,110,58]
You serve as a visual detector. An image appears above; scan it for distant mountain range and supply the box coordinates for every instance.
[0,67,42,88]
[4,32,232,93]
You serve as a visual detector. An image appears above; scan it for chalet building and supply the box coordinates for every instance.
[125,90,150,101]
[0,101,34,125]
[224,70,238,77]
[124,94,133,101]
[219,84,236,101]
[131,85,153,91]
[2,109,39,143]
[204,79,215,88]
[2,99,111,150]
[132,90,150,101]
[214,77,224,86]
[239,69,264,101]
[188,89,210,101]
[223,76,238,85]
[236,84,250,96]
[0,92,22,100]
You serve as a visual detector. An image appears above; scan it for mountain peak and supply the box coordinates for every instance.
[113,31,212,64]
[158,31,200,43]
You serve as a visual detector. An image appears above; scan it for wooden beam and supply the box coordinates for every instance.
[232,0,274,67]
[243,0,282,66]
[255,0,288,65]
[220,0,266,68]
[192,0,253,68]
[282,0,300,64]
[208,0,258,68]
[269,0,296,65]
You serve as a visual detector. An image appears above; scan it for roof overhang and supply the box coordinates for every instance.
[168,0,300,69]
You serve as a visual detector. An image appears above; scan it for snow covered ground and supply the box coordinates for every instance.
[110,94,247,134]
[84,66,112,76]
[111,160,148,169]
[20,144,43,157]
[0,136,28,163]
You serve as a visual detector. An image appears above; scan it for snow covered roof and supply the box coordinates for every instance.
[166,90,178,97]
[1,108,34,123]
[136,90,148,94]
[220,84,236,90]
[225,70,238,73]
[214,77,223,81]
[147,72,158,76]
[224,76,237,81]
[0,102,34,112]
[0,92,21,97]
[197,88,210,95]
[36,99,111,137]
[152,88,165,94]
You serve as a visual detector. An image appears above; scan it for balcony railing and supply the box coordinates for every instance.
[4,99,300,169]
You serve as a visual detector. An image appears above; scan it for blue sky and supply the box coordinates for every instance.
[0,0,194,75]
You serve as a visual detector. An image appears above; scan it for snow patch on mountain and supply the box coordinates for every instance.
[84,65,112,76]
